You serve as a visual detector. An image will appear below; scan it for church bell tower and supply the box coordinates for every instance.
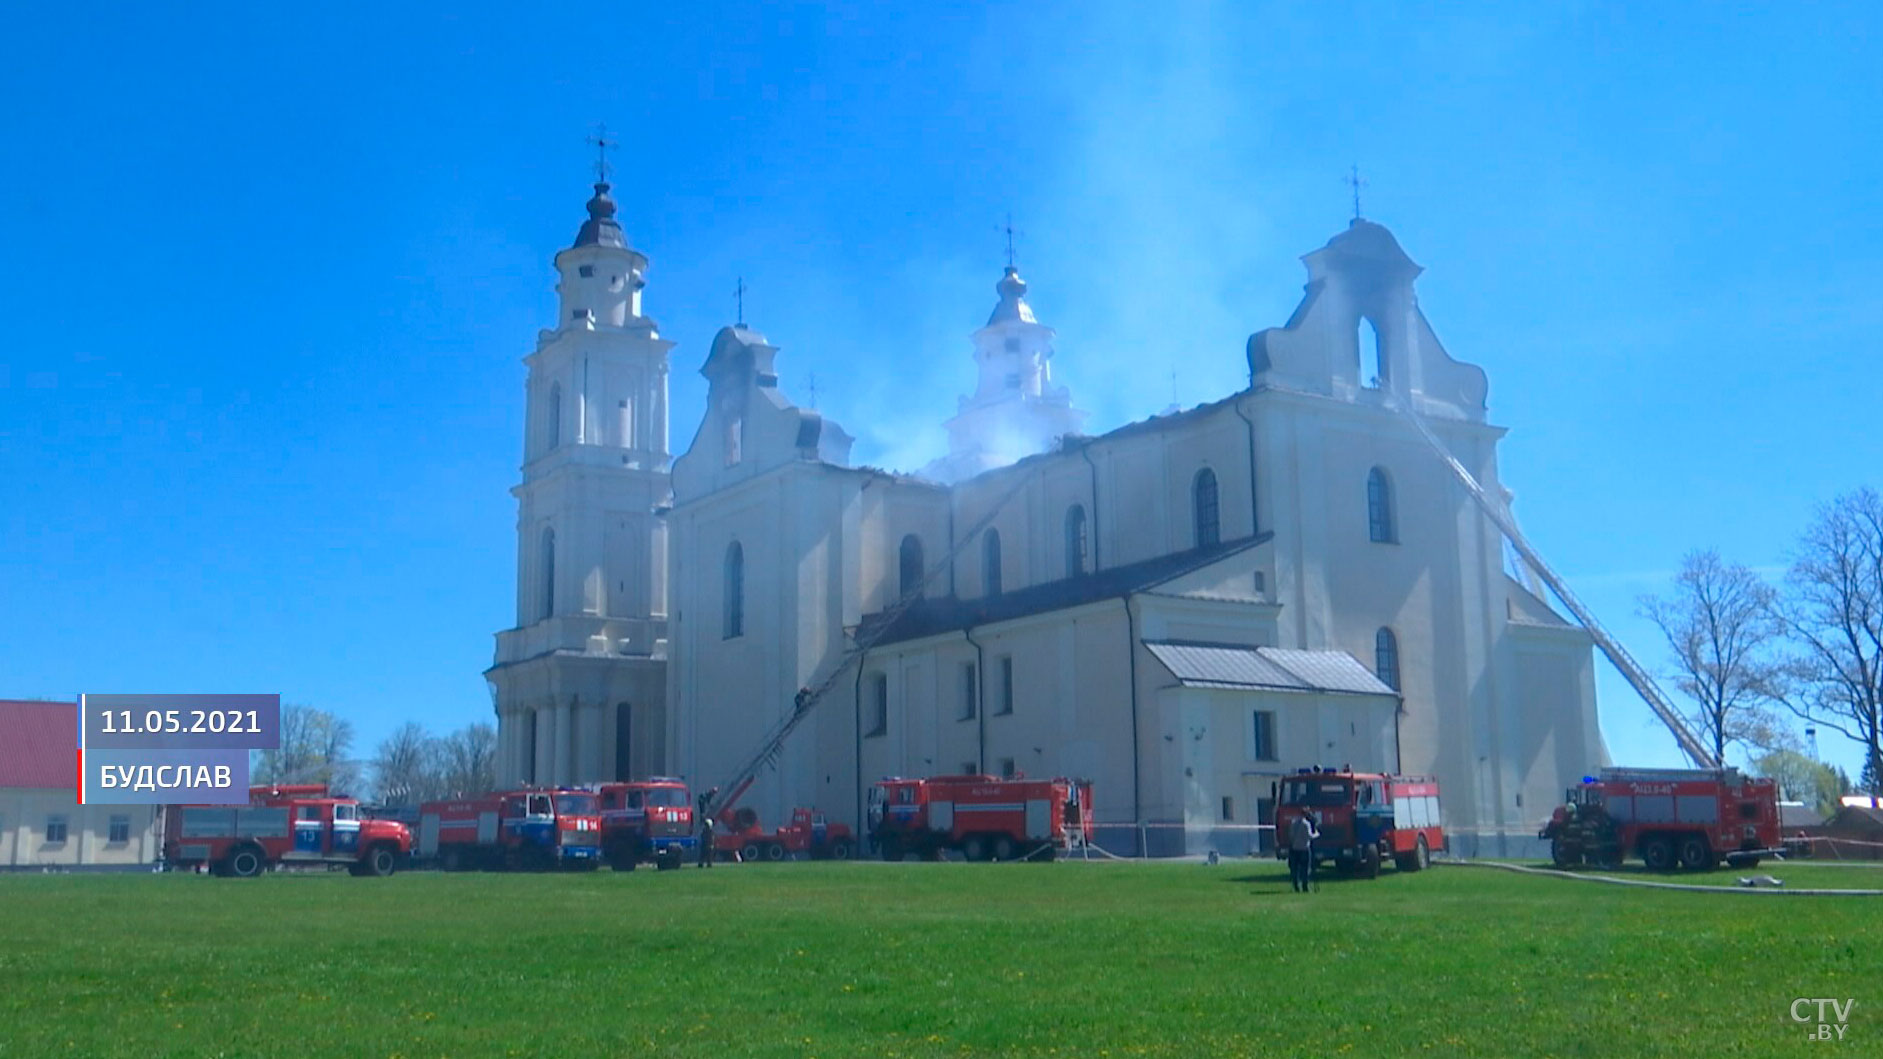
[485,146,673,788]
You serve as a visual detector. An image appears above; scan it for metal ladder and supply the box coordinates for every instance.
[1389,396,1719,769]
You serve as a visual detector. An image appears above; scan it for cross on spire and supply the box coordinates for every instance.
[734,276,747,327]
[587,123,616,184]
[998,213,1022,270]
[805,372,818,409]
[1346,164,1367,221]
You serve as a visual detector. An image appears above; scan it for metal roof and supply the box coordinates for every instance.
[0,699,75,790]
[1145,643,1396,697]
[857,534,1268,647]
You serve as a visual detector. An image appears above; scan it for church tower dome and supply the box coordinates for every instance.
[553,181,650,331]
[920,256,1088,483]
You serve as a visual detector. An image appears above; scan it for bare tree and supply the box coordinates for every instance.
[1638,549,1788,765]
[254,705,361,792]
[437,723,497,798]
[1775,487,1883,794]
[371,722,438,806]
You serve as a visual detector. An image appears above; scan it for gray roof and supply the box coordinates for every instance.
[572,183,627,249]
[857,534,1269,647]
[986,267,1038,326]
[1146,641,1396,697]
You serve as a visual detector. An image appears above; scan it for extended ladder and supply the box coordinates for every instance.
[704,467,1040,818]
[1390,397,1719,769]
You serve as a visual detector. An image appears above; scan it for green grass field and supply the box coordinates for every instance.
[0,859,1876,1058]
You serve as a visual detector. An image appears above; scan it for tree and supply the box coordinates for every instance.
[1774,488,1883,797]
[437,723,497,798]
[1639,550,1788,765]
[254,705,362,792]
[370,722,440,806]
[1751,749,1847,817]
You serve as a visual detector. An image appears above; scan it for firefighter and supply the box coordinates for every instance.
[697,787,719,868]
[1288,809,1319,893]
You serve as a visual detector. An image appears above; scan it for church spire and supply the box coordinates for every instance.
[572,182,626,250]
[987,266,1037,326]
[572,124,626,249]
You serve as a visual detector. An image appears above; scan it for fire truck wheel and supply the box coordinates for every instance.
[962,836,988,862]
[992,837,1016,862]
[1642,837,1676,872]
[225,846,265,879]
[829,839,854,860]
[441,848,463,873]
[741,843,763,863]
[1359,845,1380,879]
[764,842,787,861]
[1413,836,1430,871]
[879,838,903,862]
[365,845,398,877]
[1677,836,1715,872]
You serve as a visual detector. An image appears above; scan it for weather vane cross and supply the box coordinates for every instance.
[734,276,747,327]
[1346,164,1367,220]
[587,123,616,184]
[806,372,818,409]
[998,213,1022,270]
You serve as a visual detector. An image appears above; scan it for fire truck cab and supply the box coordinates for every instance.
[597,778,694,871]
[1273,768,1444,877]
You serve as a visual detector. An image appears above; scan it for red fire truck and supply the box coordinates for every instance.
[868,774,1094,862]
[165,784,412,878]
[717,805,858,862]
[1273,768,1444,877]
[417,788,603,871]
[597,778,694,871]
[1540,767,1783,871]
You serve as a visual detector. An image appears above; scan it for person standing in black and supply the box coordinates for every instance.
[697,787,719,868]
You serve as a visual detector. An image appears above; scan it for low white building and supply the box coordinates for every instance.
[1,700,161,869]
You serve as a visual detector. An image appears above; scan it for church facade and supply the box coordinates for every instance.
[490,182,1605,856]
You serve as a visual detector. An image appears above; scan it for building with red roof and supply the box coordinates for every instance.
[1,700,159,868]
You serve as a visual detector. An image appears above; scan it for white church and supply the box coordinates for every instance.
[485,176,1606,856]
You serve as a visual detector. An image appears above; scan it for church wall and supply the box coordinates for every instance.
[1160,685,1399,855]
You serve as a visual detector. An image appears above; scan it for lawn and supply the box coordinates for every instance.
[0,859,1875,1058]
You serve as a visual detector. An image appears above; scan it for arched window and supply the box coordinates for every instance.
[548,383,563,451]
[1064,504,1089,578]
[1367,467,1395,543]
[723,541,745,639]
[1375,627,1401,691]
[983,529,1003,598]
[1362,317,1386,388]
[898,534,925,600]
[1193,468,1220,548]
[539,527,556,620]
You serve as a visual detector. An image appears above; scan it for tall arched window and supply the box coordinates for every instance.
[898,534,925,600]
[1367,467,1395,543]
[539,527,556,620]
[547,383,563,451]
[1362,317,1386,388]
[1375,627,1401,691]
[1193,468,1220,548]
[723,541,745,639]
[1064,504,1089,578]
[983,529,1003,598]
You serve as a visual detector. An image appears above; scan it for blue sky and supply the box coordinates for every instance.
[2,3,1878,782]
